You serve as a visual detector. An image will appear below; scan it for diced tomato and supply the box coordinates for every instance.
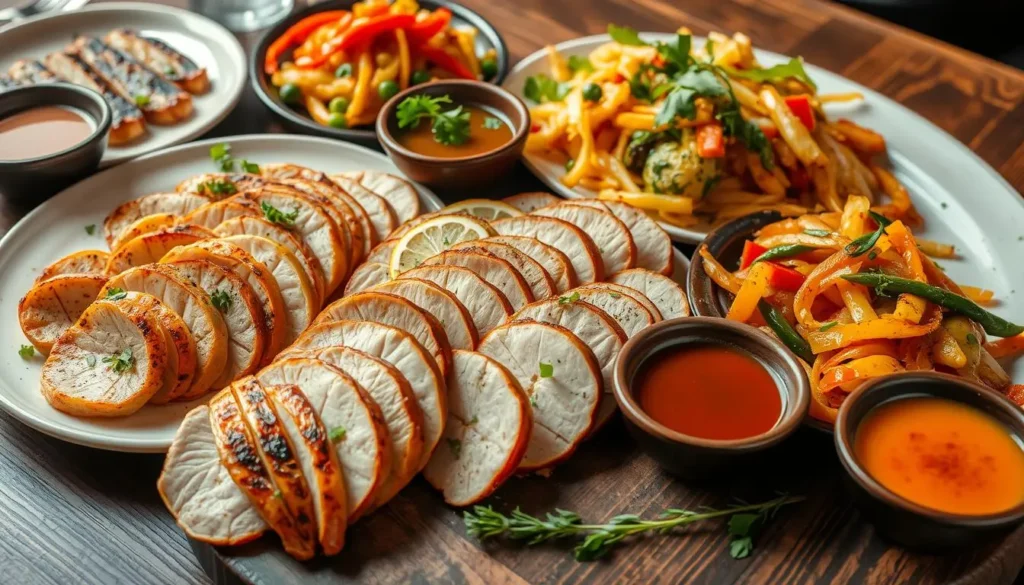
[696,123,725,158]
[652,54,666,68]
[739,240,768,270]
[767,263,806,291]
[613,73,625,83]
[530,123,541,133]
[784,94,815,131]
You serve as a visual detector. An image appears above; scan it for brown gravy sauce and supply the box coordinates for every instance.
[0,106,94,161]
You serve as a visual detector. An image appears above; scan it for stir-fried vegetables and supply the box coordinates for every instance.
[702,196,1024,423]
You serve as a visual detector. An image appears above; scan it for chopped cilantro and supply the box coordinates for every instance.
[329,426,346,443]
[18,345,34,359]
[105,288,128,301]
[261,201,299,226]
[539,362,554,378]
[102,348,134,373]
[447,438,462,459]
[210,290,233,311]
[558,291,580,305]
[483,116,502,130]
[85,354,97,368]
[84,224,96,236]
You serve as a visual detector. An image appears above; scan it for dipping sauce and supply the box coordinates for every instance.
[854,397,1024,515]
[0,106,94,161]
[635,344,782,440]
[396,99,512,158]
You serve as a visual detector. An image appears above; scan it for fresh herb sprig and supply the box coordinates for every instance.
[464,494,802,561]
[261,201,299,226]
[844,211,892,257]
[103,348,134,374]
[396,95,472,146]
[209,143,260,174]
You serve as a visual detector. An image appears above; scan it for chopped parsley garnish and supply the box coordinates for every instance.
[272,490,282,499]
[102,348,134,373]
[819,321,838,332]
[85,354,97,368]
[523,73,570,104]
[240,160,260,174]
[329,426,346,443]
[609,292,621,298]
[483,116,502,130]
[724,57,817,91]
[468,415,479,425]
[396,94,471,146]
[209,143,259,174]
[608,24,647,46]
[84,224,96,236]
[199,179,238,197]
[447,438,462,459]
[18,345,34,359]
[567,55,595,74]
[164,66,176,76]
[210,290,233,311]
[261,201,298,226]
[558,291,580,305]
[134,95,150,107]
[105,287,128,301]
[529,395,538,407]
[539,362,554,378]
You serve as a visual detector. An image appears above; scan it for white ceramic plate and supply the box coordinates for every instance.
[0,3,247,167]
[0,134,444,453]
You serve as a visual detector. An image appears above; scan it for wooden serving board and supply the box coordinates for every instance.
[190,421,1024,585]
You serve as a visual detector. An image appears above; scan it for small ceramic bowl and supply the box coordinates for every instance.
[835,372,1024,550]
[613,317,811,480]
[0,83,111,206]
[376,79,529,190]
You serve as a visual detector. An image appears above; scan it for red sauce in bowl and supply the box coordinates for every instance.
[635,344,782,440]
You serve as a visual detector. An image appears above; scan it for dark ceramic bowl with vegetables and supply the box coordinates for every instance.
[377,79,529,189]
[252,0,510,145]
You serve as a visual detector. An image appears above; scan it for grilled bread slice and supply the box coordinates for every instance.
[44,51,146,145]
[19,274,107,353]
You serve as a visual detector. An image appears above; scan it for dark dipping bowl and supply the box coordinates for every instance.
[0,83,111,206]
[376,79,528,190]
[835,372,1024,551]
[613,317,811,481]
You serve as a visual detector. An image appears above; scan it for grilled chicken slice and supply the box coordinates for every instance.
[570,286,656,339]
[157,405,267,546]
[450,240,554,301]
[110,213,178,251]
[104,29,210,94]
[533,203,637,276]
[104,265,228,398]
[156,260,266,386]
[365,239,395,264]
[291,346,424,509]
[370,278,478,351]
[8,59,58,84]
[424,350,531,506]
[179,197,260,230]
[41,299,167,417]
[257,357,391,522]
[329,174,398,242]
[342,262,389,297]
[570,200,674,276]
[19,274,107,353]
[220,234,318,345]
[71,36,193,124]
[477,320,601,471]
[265,383,347,556]
[103,192,210,249]
[37,250,110,283]
[399,265,511,337]
[314,291,452,377]
[485,235,576,293]
[44,51,146,145]
[104,225,214,274]
[579,282,662,320]
[421,248,533,311]
[492,215,602,283]
[230,377,317,559]
[609,268,691,319]
[502,192,562,213]
[334,170,421,224]
[283,320,446,470]
[207,391,311,559]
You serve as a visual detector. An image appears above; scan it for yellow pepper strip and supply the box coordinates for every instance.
[562,90,592,188]
[915,237,956,259]
[839,195,870,238]
[346,50,374,123]
[984,333,1024,359]
[960,285,995,305]
[809,354,840,423]
[836,280,878,323]
[698,246,743,295]
[545,44,571,81]
[932,328,968,369]
[818,355,904,395]
[726,262,772,323]
[885,220,927,324]
[598,189,693,214]
[395,29,410,89]
[807,312,942,354]
[792,250,863,330]
[613,112,658,131]
[305,94,331,126]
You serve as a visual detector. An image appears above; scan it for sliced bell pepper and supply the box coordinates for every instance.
[264,10,350,74]
[784,94,815,131]
[696,123,725,158]
[296,13,417,69]
[739,240,768,270]
[751,117,779,139]
[416,45,476,79]
[767,263,806,291]
[405,8,452,45]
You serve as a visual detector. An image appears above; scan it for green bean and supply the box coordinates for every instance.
[753,244,814,264]
[758,301,815,364]
[841,273,1024,338]
[844,211,892,257]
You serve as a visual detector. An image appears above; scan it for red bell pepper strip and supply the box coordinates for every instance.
[767,263,806,291]
[696,123,725,158]
[416,45,476,79]
[784,94,815,131]
[264,11,350,74]
[739,240,768,270]
[752,117,779,139]
[296,13,417,69]
[405,8,452,45]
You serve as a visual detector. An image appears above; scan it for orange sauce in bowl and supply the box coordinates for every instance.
[396,104,512,158]
[635,344,782,440]
[854,397,1024,515]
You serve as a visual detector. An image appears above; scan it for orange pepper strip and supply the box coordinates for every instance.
[265,11,350,74]
[297,13,416,69]
[885,220,927,324]
[726,262,772,323]
[818,355,903,394]
[807,309,942,354]
[985,333,1024,359]
[792,250,862,330]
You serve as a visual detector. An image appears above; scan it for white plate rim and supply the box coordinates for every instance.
[0,2,248,167]
[503,33,1024,243]
[0,134,444,453]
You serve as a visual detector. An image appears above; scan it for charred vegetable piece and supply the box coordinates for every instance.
[642,130,720,198]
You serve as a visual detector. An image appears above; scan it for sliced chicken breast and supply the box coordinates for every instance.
[334,170,421,224]
[399,265,511,337]
[314,291,452,376]
[110,213,178,251]
[451,240,554,301]
[502,192,561,213]
[365,239,396,264]
[370,278,478,351]
[41,299,167,417]
[421,248,533,311]
[533,203,636,276]
[283,320,446,469]
[104,265,228,398]
[19,274,107,353]
[329,174,398,243]
[485,235,576,293]
[257,357,391,522]
[571,200,673,276]
[569,286,656,339]
[157,405,267,546]
[103,192,210,249]
[423,350,531,506]
[180,197,260,230]
[37,249,109,283]
[104,225,214,274]
[477,320,601,471]
[609,268,691,319]
[579,282,662,320]
[342,262,390,297]
[492,215,602,283]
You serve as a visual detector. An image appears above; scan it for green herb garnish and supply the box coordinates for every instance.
[567,55,594,73]
[607,23,647,46]
[261,201,298,226]
[240,160,260,174]
[134,95,150,107]
[210,290,233,311]
[844,211,892,257]
[539,362,554,378]
[523,74,570,104]
[329,426,346,443]
[804,229,832,237]
[724,57,817,91]
[199,179,238,197]
[483,116,502,130]
[105,287,128,301]
[102,348,134,373]
[209,142,259,174]
[819,321,838,332]
[558,291,580,305]
[85,354,97,368]
[84,224,96,236]
[468,415,479,425]
[18,345,34,359]
[396,94,471,146]
[447,438,462,459]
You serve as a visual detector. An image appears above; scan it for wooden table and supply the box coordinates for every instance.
[2,1,1023,584]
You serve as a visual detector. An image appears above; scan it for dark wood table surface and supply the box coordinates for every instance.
[2,1,1024,584]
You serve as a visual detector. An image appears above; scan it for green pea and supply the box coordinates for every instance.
[410,69,432,85]
[480,58,498,80]
[565,158,575,172]
[582,82,602,102]
[378,80,400,100]
[328,97,350,114]
[278,82,301,105]
[327,112,347,129]
[334,63,353,78]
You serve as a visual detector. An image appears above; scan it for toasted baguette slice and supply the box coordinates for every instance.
[257,357,391,522]
[421,248,533,311]
[265,383,347,555]
[342,262,390,297]
[110,213,178,251]
[609,268,691,319]
[569,200,673,275]
[451,240,554,300]
[314,291,452,377]
[370,278,478,350]
[330,174,398,243]
[485,235,575,293]
[230,378,317,559]
[104,225,214,274]
[36,249,109,283]
[335,170,421,224]
[502,192,561,213]
[579,282,661,320]
[283,320,446,470]
[103,192,209,248]
[399,265,511,337]
[157,405,267,546]
[478,321,601,471]
[41,300,167,417]
[19,274,107,353]
[423,350,531,506]
[492,215,602,283]
[534,203,636,276]
[569,286,656,339]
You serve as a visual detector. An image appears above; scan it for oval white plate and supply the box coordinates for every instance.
[0,135,444,453]
[0,2,247,167]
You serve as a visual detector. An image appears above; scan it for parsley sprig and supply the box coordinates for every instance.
[261,201,299,226]
[103,348,134,374]
[209,143,260,174]
[396,94,472,146]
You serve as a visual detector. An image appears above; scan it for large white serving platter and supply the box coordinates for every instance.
[0,3,247,167]
[0,135,444,453]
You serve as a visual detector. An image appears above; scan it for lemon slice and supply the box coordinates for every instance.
[389,215,496,278]
[441,199,523,221]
